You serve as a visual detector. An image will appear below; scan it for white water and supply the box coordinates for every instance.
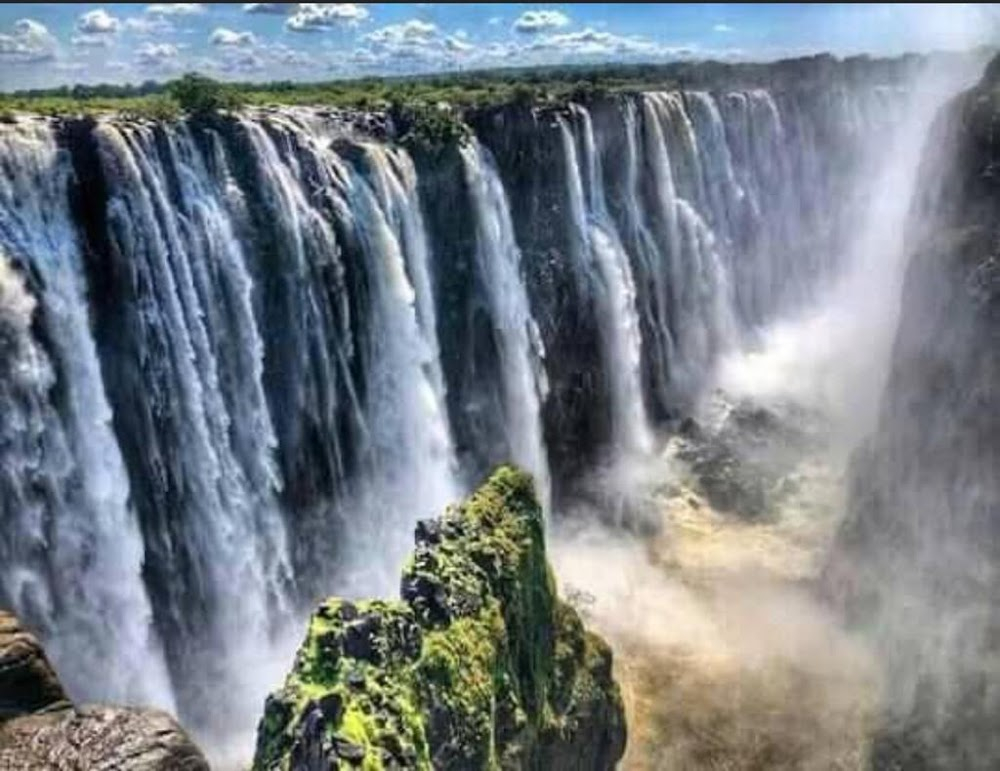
[460,139,551,509]
[339,140,460,595]
[0,60,973,767]
[559,106,653,456]
[715,69,974,454]
[96,121,296,747]
[0,121,174,710]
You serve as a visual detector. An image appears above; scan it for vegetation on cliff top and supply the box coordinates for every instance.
[0,49,955,120]
[253,465,626,771]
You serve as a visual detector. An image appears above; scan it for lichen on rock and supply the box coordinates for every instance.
[253,465,626,770]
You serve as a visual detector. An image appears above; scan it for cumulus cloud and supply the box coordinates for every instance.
[286,4,370,32]
[364,19,437,45]
[526,27,666,58]
[145,4,205,16]
[487,16,502,27]
[72,34,115,49]
[124,16,174,35]
[136,41,179,68]
[215,49,265,73]
[513,10,570,34]
[355,19,479,68]
[0,19,57,64]
[444,36,473,54]
[714,23,735,33]
[77,9,121,35]
[266,42,316,67]
[210,28,257,47]
[243,2,298,13]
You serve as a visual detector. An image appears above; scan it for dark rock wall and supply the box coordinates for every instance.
[828,57,1000,769]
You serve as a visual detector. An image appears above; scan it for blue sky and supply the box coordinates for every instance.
[0,3,997,91]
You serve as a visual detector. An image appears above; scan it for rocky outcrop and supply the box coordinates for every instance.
[827,55,1000,769]
[253,466,626,770]
[0,610,207,770]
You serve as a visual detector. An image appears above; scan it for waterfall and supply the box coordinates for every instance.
[459,138,551,508]
[0,120,174,710]
[337,140,460,594]
[93,120,295,740]
[0,56,943,761]
[559,105,653,455]
[640,92,738,401]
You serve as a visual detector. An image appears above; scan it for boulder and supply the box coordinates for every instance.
[0,611,207,770]
[254,466,627,770]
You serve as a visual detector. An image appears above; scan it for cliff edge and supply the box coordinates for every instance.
[253,466,626,770]
[827,54,1000,769]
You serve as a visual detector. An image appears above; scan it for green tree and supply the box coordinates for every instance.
[168,73,242,116]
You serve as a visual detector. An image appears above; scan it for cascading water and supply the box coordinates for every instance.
[0,121,174,711]
[559,105,653,455]
[335,140,460,594]
[0,52,974,765]
[91,120,297,743]
[459,139,551,508]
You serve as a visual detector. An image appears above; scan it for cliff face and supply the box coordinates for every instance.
[828,56,1000,769]
[1,51,985,747]
[0,611,208,770]
[253,467,626,771]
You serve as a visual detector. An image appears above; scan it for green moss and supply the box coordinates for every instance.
[253,465,626,771]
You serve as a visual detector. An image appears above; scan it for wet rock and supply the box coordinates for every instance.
[253,466,626,771]
[828,55,1000,770]
[0,612,207,770]
[0,610,70,718]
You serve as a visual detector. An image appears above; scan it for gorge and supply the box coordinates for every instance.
[0,47,997,769]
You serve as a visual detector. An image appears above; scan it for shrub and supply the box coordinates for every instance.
[168,73,242,116]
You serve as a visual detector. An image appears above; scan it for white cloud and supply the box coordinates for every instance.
[714,23,735,33]
[444,35,473,53]
[136,41,179,67]
[72,34,115,48]
[526,27,669,58]
[0,19,57,64]
[124,16,175,34]
[243,2,297,13]
[286,4,369,32]
[356,19,479,67]
[216,49,265,72]
[77,9,121,35]
[364,19,437,45]
[145,4,205,16]
[266,41,316,66]
[487,17,502,26]
[513,10,570,34]
[210,27,257,46]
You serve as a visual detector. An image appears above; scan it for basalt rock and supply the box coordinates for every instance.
[0,610,207,770]
[253,466,626,770]
[827,54,1000,769]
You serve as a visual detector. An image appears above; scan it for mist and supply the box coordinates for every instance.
[547,50,990,768]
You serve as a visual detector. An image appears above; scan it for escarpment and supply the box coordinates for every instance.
[253,466,626,771]
[0,48,992,763]
[827,54,1000,769]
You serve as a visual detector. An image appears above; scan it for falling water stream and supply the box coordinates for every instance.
[0,52,986,765]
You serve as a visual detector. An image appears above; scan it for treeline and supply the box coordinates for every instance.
[2,47,978,118]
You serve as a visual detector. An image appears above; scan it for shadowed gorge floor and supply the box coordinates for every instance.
[553,396,878,769]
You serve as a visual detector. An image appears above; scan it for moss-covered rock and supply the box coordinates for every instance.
[253,466,626,770]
